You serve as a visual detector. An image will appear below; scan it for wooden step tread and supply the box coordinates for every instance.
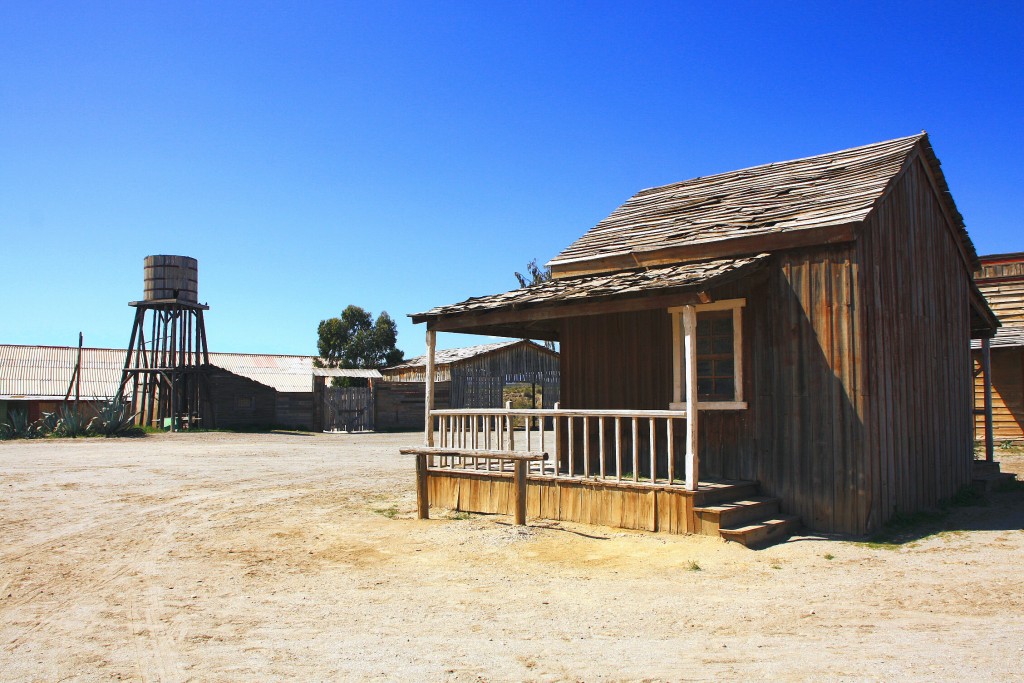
[693,497,779,514]
[720,514,800,534]
[719,514,801,548]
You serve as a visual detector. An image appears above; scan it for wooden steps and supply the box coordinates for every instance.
[719,515,802,548]
[972,460,1019,493]
[693,483,801,548]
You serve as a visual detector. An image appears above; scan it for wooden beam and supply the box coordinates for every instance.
[424,329,436,447]
[549,223,857,278]
[423,289,704,332]
[683,305,699,491]
[982,337,994,463]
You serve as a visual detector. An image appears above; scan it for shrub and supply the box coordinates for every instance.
[93,397,138,436]
[54,404,95,438]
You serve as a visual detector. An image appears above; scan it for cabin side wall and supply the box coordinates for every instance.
[856,154,975,528]
[748,247,868,534]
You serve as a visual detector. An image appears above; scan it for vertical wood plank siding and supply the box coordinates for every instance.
[556,155,973,534]
[972,350,1024,441]
[856,155,974,530]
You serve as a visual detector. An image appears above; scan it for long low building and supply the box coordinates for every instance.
[0,345,321,429]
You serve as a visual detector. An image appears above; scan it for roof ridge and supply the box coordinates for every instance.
[633,133,924,197]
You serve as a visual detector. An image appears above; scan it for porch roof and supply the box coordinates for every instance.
[410,254,769,339]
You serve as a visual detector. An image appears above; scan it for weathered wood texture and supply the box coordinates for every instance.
[976,255,1024,326]
[855,153,974,530]
[275,392,313,429]
[426,470,700,534]
[143,254,199,303]
[374,381,450,431]
[206,367,276,428]
[973,349,1024,441]
[554,154,974,534]
[383,340,558,411]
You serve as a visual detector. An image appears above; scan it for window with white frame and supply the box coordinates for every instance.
[669,298,747,410]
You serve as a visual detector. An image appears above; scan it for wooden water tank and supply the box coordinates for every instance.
[143,255,198,303]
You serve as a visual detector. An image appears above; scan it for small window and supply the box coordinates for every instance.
[669,299,746,409]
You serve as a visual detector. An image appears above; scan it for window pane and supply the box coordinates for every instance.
[697,318,713,335]
[715,378,734,397]
[715,359,733,376]
[697,360,713,377]
[697,378,714,395]
[712,317,733,335]
[697,336,712,355]
[711,336,732,354]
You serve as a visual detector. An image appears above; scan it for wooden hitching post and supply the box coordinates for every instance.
[683,305,699,490]
[514,458,528,525]
[416,452,429,519]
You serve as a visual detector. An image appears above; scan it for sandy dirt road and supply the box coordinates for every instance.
[1,432,1022,682]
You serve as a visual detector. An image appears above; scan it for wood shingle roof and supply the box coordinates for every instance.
[547,133,978,276]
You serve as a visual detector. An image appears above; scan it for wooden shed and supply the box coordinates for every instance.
[375,340,559,431]
[408,133,998,542]
[973,252,1024,443]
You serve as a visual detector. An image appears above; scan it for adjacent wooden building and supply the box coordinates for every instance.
[973,252,1024,443]
[409,133,998,540]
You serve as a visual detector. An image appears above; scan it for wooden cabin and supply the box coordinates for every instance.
[408,134,998,542]
[973,253,1024,443]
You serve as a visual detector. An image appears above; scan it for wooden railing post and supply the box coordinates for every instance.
[416,452,429,519]
[683,305,699,490]
[425,329,436,447]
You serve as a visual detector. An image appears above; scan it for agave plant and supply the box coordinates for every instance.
[38,411,59,436]
[94,397,138,436]
[55,404,95,438]
[4,410,39,439]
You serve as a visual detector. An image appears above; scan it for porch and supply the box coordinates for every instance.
[413,406,798,546]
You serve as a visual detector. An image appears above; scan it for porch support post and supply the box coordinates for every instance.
[982,337,993,463]
[425,329,436,447]
[683,305,699,490]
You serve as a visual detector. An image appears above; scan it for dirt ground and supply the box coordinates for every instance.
[1,432,1022,682]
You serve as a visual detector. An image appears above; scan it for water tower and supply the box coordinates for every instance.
[118,255,211,430]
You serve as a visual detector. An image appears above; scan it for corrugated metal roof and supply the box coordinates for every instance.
[0,345,125,400]
[0,345,329,398]
[384,340,528,371]
[312,367,383,378]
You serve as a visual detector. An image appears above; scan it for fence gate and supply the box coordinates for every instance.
[323,386,374,432]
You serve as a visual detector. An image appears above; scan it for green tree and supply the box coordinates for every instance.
[514,259,556,351]
[316,306,404,385]
[515,258,551,288]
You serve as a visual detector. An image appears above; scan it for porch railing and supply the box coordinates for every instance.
[428,407,695,488]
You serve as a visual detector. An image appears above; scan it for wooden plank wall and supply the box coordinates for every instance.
[449,343,560,409]
[973,349,1024,441]
[206,367,277,428]
[374,381,450,431]
[427,471,699,534]
[856,153,974,530]
[274,392,314,429]
[748,247,865,534]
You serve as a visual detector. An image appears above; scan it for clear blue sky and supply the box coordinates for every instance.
[2,1,1022,358]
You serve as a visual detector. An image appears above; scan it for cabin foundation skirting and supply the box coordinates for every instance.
[427,469,705,534]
